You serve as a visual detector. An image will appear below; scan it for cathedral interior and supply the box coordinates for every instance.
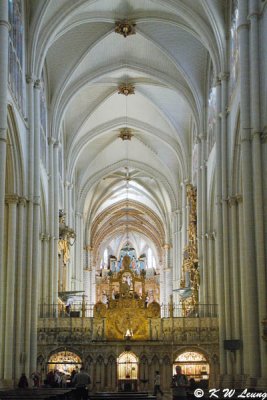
[0,0,266,395]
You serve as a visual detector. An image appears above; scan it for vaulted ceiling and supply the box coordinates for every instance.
[29,0,226,259]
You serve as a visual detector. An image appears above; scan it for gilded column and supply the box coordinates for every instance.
[238,0,260,379]
[4,194,18,381]
[0,0,9,379]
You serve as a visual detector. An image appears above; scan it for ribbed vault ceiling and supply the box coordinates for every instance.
[30,0,226,259]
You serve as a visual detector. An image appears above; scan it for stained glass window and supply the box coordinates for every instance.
[8,0,25,114]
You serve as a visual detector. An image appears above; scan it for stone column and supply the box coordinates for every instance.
[207,232,216,306]
[201,136,208,305]
[181,181,188,250]
[53,141,59,303]
[48,137,55,305]
[75,212,83,289]
[238,0,260,379]
[68,183,73,226]
[30,79,41,372]
[40,234,50,307]
[249,0,267,382]
[214,77,226,373]
[4,195,18,381]
[0,0,9,380]
[220,73,232,373]
[64,181,69,225]
[228,196,241,375]
[15,197,26,380]
[24,75,34,377]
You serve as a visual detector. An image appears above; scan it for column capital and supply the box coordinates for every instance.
[218,72,230,81]
[18,196,27,206]
[86,245,93,252]
[40,233,50,241]
[5,194,19,204]
[53,140,59,148]
[236,194,243,204]
[48,136,56,146]
[25,75,34,85]
[34,79,42,90]
[228,196,238,207]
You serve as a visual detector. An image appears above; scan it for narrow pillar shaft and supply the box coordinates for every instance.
[249,0,267,378]
[15,197,26,379]
[0,0,9,379]
[53,142,59,302]
[229,198,241,374]
[48,138,55,304]
[220,75,231,373]
[201,137,208,305]
[215,79,226,372]
[24,76,34,377]
[30,80,41,372]
[4,196,18,380]
[238,0,260,377]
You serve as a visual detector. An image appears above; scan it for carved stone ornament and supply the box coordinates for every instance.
[118,128,133,141]
[115,20,136,38]
[118,83,135,96]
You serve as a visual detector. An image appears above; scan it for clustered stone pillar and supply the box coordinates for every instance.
[238,0,262,384]
[0,0,9,382]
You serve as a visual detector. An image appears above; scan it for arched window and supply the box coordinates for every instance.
[8,0,25,114]
[40,72,48,168]
[229,0,239,97]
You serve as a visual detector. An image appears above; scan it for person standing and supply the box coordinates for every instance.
[154,370,163,397]
[171,365,189,400]
[18,373,28,388]
[72,366,91,400]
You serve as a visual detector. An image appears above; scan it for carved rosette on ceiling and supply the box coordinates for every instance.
[118,128,133,141]
[118,83,135,96]
[115,20,136,38]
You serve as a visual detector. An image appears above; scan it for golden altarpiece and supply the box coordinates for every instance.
[37,186,219,393]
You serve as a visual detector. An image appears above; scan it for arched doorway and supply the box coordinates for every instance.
[174,351,210,387]
[47,350,82,377]
[117,351,138,392]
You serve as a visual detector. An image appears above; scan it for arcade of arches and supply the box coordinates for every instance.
[0,0,267,393]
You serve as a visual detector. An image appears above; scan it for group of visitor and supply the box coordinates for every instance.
[18,365,192,400]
